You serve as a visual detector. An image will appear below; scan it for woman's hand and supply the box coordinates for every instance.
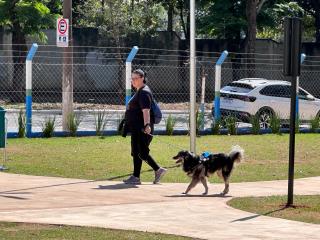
[144,123,151,135]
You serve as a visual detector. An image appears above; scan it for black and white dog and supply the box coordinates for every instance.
[173,146,244,195]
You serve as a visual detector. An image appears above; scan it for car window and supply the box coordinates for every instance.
[260,85,291,98]
[298,88,309,100]
[221,83,254,94]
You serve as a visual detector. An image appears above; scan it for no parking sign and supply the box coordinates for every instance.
[56,18,69,47]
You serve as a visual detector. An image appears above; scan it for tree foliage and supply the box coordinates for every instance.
[257,1,315,41]
[197,0,246,40]
[0,0,60,102]
[196,0,317,42]
[75,0,165,45]
[0,0,59,42]
[297,0,320,42]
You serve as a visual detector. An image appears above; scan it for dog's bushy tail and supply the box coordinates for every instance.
[229,145,244,163]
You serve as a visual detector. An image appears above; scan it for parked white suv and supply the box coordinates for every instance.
[213,78,320,128]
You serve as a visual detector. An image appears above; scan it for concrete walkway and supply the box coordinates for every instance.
[0,172,319,240]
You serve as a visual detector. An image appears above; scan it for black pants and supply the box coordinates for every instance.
[131,130,159,178]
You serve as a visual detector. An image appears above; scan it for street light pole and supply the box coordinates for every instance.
[189,0,196,153]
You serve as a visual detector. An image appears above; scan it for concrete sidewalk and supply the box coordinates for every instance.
[0,172,319,240]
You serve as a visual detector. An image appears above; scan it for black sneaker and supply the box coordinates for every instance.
[123,175,141,185]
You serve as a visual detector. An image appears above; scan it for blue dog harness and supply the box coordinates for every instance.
[200,151,212,162]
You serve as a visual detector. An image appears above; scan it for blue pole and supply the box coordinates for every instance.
[214,50,228,122]
[296,53,306,120]
[26,43,38,138]
[125,46,139,106]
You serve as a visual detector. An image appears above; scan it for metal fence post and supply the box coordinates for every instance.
[296,53,306,119]
[125,46,139,107]
[26,43,38,138]
[0,107,7,170]
[199,66,206,130]
[214,50,228,122]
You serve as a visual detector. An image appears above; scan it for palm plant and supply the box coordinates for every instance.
[42,117,55,138]
[17,109,25,138]
[165,114,176,136]
[67,113,81,137]
[94,111,108,137]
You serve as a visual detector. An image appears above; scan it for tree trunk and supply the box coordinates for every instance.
[108,1,125,101]
[178,0,188,41]
[11,22,27,103]
[62,0,74,131]
[167,2,174,32]
[245,0,257,77]
[314,0,320,43]
[129,0,133,26]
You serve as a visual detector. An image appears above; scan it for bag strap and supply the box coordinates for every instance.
[137,86,153,109]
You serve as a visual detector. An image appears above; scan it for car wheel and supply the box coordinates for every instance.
[257,107,274,129]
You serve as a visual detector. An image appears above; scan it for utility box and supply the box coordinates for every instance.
[0,107,6,148]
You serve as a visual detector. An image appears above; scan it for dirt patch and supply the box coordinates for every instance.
[279,204,311,209]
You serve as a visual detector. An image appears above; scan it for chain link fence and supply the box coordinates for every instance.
[1,44,320,133]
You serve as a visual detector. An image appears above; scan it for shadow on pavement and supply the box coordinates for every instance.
[166,193,232,198]
[0,195,29,200]
[0,165,178,194]
[96,183,139,190]
[231,207,287,222]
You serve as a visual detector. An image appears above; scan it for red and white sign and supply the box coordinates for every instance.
[56,18,69,47]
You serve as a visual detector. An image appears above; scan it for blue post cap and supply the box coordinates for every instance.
[216,50,229,65]
[126,46,139,62]
[26,43,38,61]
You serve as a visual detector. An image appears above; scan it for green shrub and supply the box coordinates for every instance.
[18,109,25,138]
[165,114,176,135]
[94,111,108,137]
[42,117,55,138]
[212,118,221,135]
[250,115,260,135]
[196,110,205,135]
[270,113,281,134]
[310,115,320,133]
[67,113,81,137]
[224,115,237,135]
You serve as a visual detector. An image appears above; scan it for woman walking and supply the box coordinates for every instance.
[123,69,167,185]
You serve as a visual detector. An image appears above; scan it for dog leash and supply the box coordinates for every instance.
[144,131,213,155]
[144,131,187,151]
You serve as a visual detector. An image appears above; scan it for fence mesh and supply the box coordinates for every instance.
[1,44,320,133]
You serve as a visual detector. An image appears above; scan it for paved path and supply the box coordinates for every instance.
[0,173,319,239]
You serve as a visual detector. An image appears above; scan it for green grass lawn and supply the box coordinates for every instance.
[0,222,197,240]
[227,195,320,224]
[4,134,320,183]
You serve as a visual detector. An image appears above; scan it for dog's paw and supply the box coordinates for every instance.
[202,192,208,195]
[182,192,188,195]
